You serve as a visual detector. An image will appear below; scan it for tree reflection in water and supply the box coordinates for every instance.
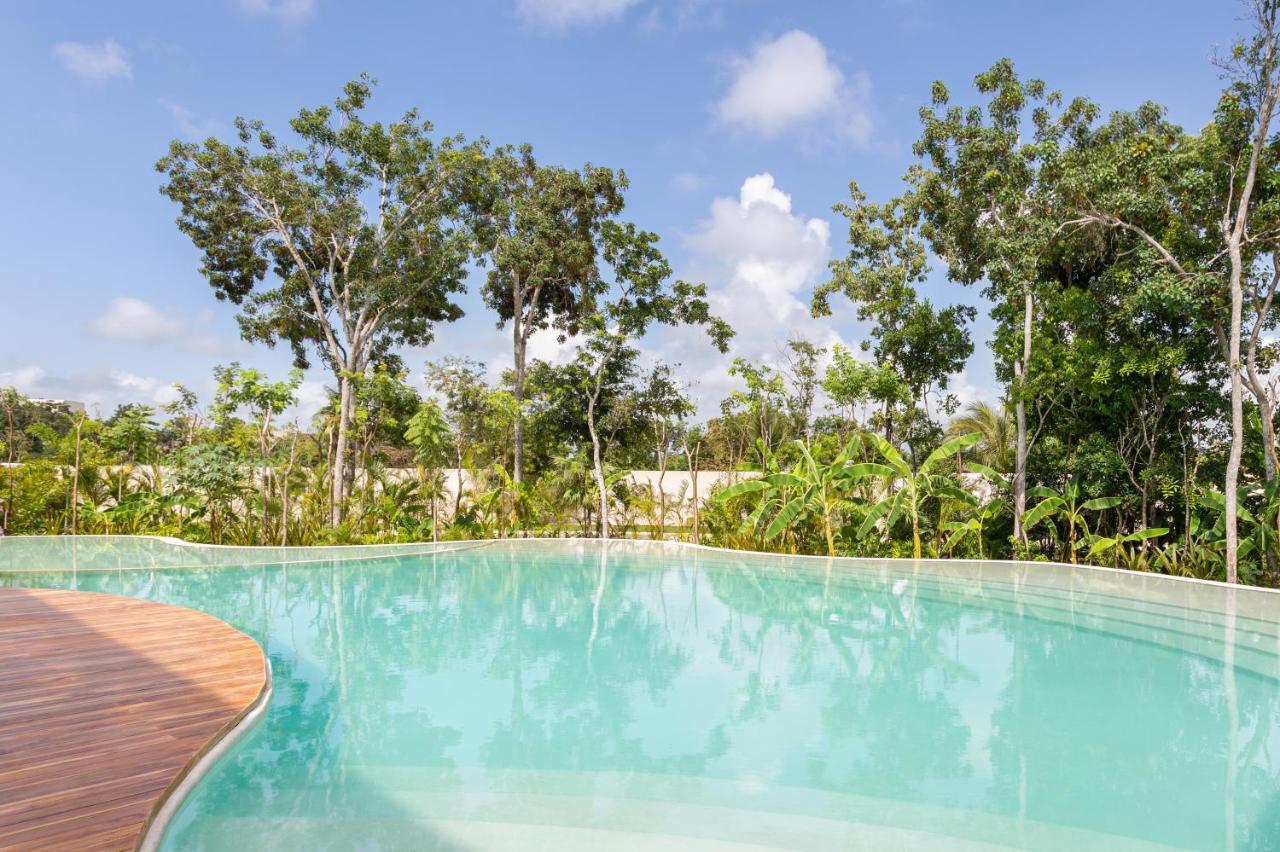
[3,540,1280,849]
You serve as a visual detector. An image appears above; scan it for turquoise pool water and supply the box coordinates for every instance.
[3,537,1280,850]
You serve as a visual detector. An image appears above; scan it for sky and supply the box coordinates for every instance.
[0,0,1245,424]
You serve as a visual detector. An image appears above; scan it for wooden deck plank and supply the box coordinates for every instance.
[0,588,268,852]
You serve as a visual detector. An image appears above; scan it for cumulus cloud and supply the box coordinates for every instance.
[87,297,239,356]
[652,173,846,415]
[717,30,873,144]
[292,380,331,426]
[52,40,131,82]
[516,0,643,28]
[234,0,317,27]
[160,98,221,139]
[686,173,834,349]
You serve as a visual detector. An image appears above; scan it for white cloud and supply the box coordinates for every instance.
[292,380,331,426]
[0,365,180,416]
[658,172,846,416]
[717,30,873,144]
[686,172,832,345]
[234,0,317,27]
[160,99,221,139]
[52,40,131,82]
[87,297,239,356]
[516,0,643,28]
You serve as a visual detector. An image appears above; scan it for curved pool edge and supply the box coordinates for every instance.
[3,532,1278,598]
[136,656,274,852]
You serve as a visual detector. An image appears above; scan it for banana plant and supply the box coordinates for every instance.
[1086,526,1169,567]
[1200,485,1278,577]
[716,437,861,557]
[852,431,983,559]
[1022,478,1122,563]
[940,497,1004,559]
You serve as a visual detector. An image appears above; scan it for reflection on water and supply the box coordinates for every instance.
[4,539,1280,850]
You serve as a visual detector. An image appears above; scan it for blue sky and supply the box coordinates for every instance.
[0,0,1240,421]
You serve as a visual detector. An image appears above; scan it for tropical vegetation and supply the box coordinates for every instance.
[6,3,1280,588]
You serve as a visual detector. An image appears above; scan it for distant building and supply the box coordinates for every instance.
[28,398,86,415]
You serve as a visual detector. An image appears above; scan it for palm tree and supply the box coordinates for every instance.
[947,401,1013,471]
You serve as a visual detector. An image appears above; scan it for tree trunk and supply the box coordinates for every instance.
[656,433,668,541]
[587,377,609,540]
[331,373,353,527]
[684,441,701,544]
[70,414,84,536]
[259,420,271,546]
[1246,347,1279,580]
[280,430,297,547]
[1226,238,1246,584]
[454,444,465,520]
[1012,286,1032,548]
[512,280,526,487]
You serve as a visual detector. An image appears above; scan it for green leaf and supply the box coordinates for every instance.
[846,462,897,480]
[857,496,895,539]
[920,431,983,474]
[967,462,1004,481]
[765,497,807,540]
[1082,496,1123,511]
[864,431,911,478]
[715,479,768,502]
[1023,496,1063,530]
[764,472,807,490]
[1088,536,1118,556]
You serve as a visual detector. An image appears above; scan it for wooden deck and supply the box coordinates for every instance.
[0,588,268,852]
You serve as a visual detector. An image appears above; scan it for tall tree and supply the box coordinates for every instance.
[157,76,479,524]
[813,181,974,447]
[574,221,732,539]
[1056,2,1280,581]
[912,60,1095,544]
[474,144,627,486]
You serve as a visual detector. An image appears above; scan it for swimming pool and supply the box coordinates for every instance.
[3,536,1278,849]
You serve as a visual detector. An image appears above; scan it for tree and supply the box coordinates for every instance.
[102,404,158,467]
[780,337,825,440]
[680,424,706,544]
[1022,478,1122,564]
[813,181,974,442]
[157,76,479,525]
[1053,4,1280,581]
[174,443,246,544]
[212,363,301,542]
[162,383,202,449]
[474,144,627,486]
[425,356,492,517]
[635,364,694,540]
[725,359,790,459]
[405,400,452,541]
[574,221,732,539]
[1,388,24,532]
[822,343,911,440]
[948,401,1014,471]
[912,60,1095,546]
